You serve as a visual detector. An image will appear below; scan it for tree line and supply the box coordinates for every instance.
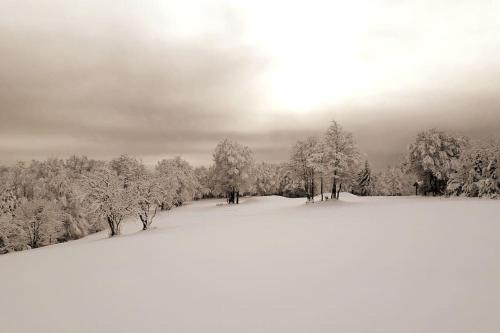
[283,123,499,200]
[1,121,499,254]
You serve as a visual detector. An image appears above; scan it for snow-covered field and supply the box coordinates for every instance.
[1,194,500,333]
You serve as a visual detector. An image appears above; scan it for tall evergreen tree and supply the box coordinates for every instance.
[354,160,371,196]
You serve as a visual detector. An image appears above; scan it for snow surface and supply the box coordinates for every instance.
[1,195,500,333]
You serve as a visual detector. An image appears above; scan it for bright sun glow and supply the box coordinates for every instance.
[240,1,374,113]
[157,0,497,114]
[159,0,376,113]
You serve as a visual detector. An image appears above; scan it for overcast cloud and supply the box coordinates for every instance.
[1,0,499,169]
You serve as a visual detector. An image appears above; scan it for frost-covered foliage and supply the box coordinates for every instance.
[83,166,137,236]
[0,154,202,253]
[275,163,309,198]
[194,166,212,199]
[0,215,27,253]
[132,170,162,230]
[289,137,320,199]
[372,166,413,196]
[251,162,281,196]
[212,139,254,203]
[110,154,146,188]
[0,230,8,254]
[0,167,18,216]
[109,155,162,230]
[324,121,360,198]
[15,198,62,248]
[0,156,105,252]
[156,157,199,208]
[405,129,467,195]
[447,139,500,198]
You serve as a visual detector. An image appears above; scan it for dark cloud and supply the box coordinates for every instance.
[0,1,269,165]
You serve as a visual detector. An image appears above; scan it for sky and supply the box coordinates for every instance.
[1,0,499,169]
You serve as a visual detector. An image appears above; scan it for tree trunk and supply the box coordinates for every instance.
[320,176,324,201]
[139,214,148,230]
[228,188,236,204]
[311,169,315,201]
[107,216,116,237]
[236,191,239,204]
[331,169,338,199]
[337,183,342,199]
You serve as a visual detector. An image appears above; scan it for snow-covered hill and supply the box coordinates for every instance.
[1,195,500,333]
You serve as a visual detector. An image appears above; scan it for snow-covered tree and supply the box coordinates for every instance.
[110,155,166,229]
[212,139,254,204]
[0,230,8,254]
[194,166,212,199]
[447,139,500,198]
[308,137,329,201]
[379,167,403,196]
[353,160,372,196]
[132,170,162,230]
[83,166,137,236]
[324,121,360,199]
[156,157,199,208]
[0,215,28,252]
[62,156,104,240]
[289,137,319,200]
[65,155,104,178]
[252,162,280,196]
[0,167,18,216]
[110,154,146,189]
[372,166,414,196]
[405,129,467,195]
[15,198,62,248]
[274,163,308,198]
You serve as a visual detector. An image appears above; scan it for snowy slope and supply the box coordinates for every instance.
[1,195,500,333]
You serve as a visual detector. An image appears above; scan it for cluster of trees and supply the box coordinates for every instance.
[278,124,499,200]
[351,128,499,198]
[286,121,360,201]
[406,131,499,197]
[0,155,203,253]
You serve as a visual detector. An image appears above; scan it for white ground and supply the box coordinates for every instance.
[1,194,500,333]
